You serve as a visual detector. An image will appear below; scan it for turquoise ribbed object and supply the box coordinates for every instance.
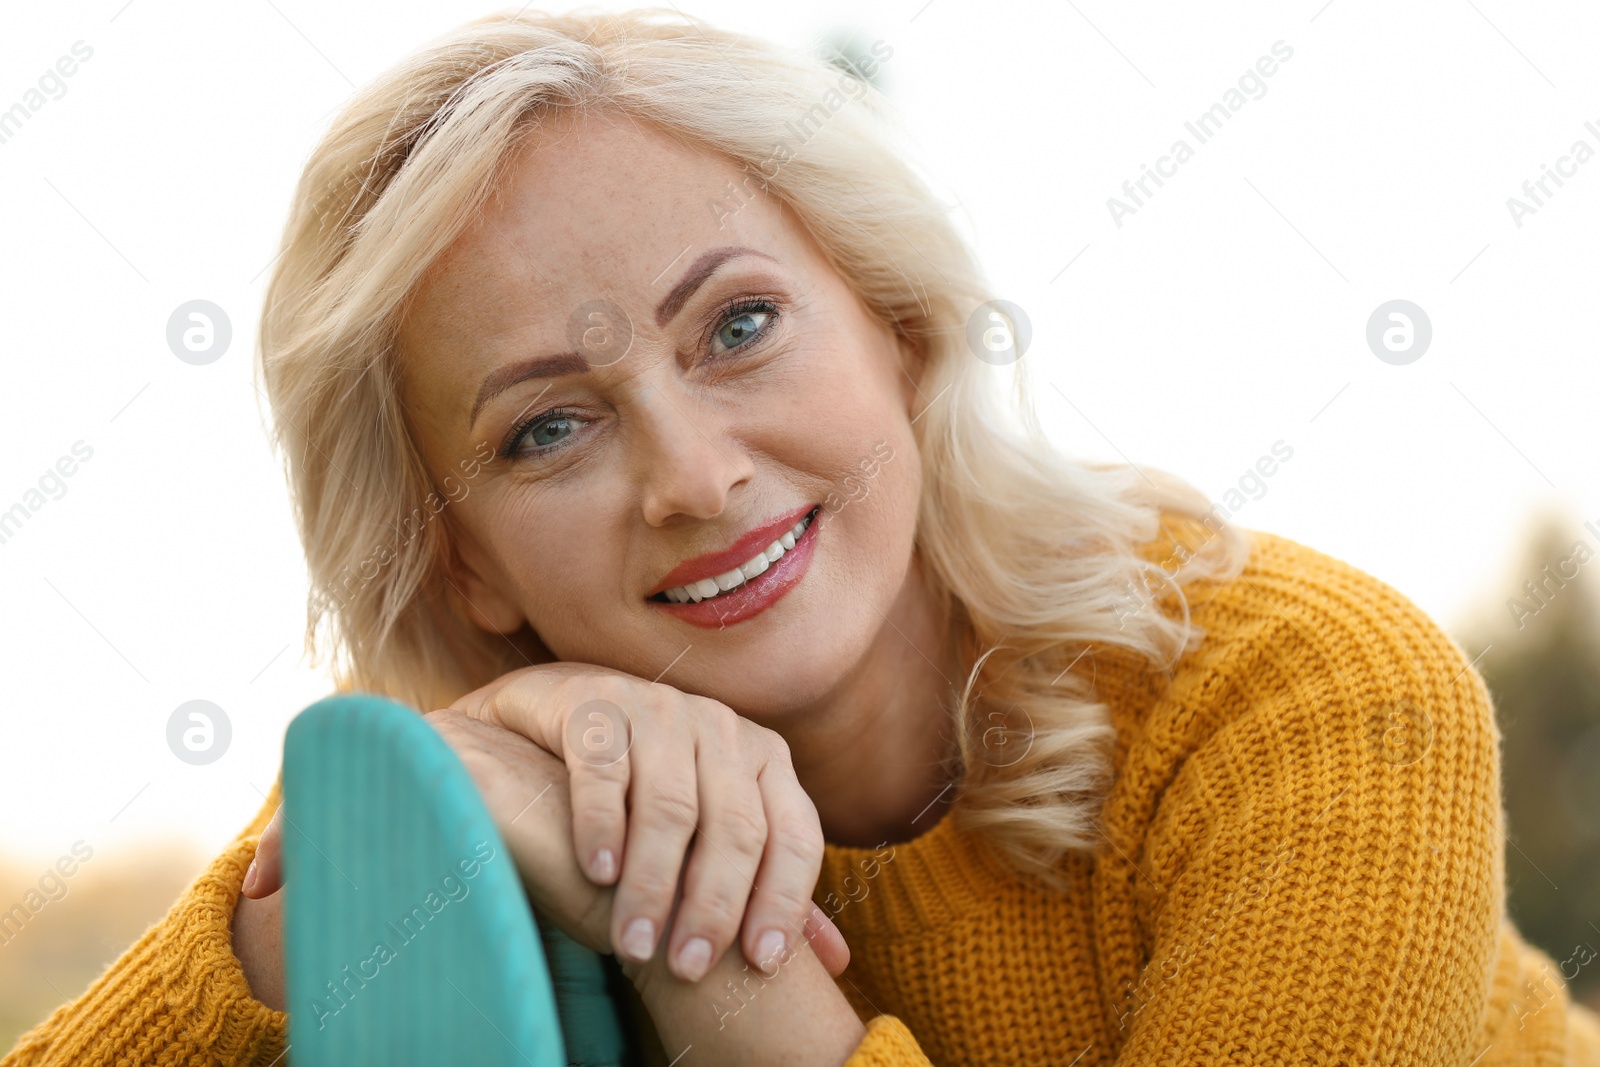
[281,692,629,1066]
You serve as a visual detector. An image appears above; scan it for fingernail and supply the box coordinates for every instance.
[621,918,656,961]
[242,858,259,895]
[590,848,616,882]
[676,936,713,981]
[757,929,786,971]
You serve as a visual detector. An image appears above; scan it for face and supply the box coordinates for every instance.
[395,108,926,721]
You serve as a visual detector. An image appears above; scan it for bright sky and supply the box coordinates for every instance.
[1,1,1596,864]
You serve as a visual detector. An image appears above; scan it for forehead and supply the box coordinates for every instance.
[405,108,794,341]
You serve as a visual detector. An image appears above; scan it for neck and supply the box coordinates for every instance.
[780,550,965,848]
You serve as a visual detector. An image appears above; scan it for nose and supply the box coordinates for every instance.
[633,380,755,527]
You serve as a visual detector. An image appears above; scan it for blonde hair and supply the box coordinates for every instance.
[255,5,1253,887]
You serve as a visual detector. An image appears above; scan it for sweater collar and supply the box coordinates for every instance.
[816,785,1034,935]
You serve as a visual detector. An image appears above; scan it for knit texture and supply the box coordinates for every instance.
[818,521,1600,1065]
[1,783,288,1067]
[6,521,1600,1065]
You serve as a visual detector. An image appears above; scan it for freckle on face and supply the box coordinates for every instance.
[394,108,925,722]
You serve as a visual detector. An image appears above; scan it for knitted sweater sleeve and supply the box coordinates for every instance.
[1,783,288,1067]
[3,771,939,1067]
[1100,553,1505,1064]
[840,1015,933,1064]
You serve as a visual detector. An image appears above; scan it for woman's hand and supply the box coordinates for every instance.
[447,662,830,985]
[238,706,849,1010]
[419,707,621,952]
[234,807,288,1013]
[241,710,621,955]
[233,712,613,1013]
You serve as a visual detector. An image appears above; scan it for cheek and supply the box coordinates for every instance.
[789,372,918,539]
[478,492,616,645]
[782,388,878,478]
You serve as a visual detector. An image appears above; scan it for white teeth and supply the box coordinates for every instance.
[659,509,816,605]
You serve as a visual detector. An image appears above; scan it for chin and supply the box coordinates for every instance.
[686,614,871,721]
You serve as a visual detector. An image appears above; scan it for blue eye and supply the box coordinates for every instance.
[709,299,777,357]
[499,298,780,462]
[502,407,583,460]
[527,414,574,447]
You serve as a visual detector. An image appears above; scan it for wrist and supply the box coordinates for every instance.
[631,935,865,1066]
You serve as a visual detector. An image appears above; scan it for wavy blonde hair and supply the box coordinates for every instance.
[255,5,1253,887]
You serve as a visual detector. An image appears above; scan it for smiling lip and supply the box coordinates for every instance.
[648,505,821,629]
[647,503,818,598]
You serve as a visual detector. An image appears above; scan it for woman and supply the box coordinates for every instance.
[6,7,1599,1065]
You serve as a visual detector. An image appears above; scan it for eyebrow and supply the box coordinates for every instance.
[467,245,778,428]
[653,245,776,328]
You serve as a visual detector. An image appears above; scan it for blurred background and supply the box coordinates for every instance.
[2,0,1598,1047]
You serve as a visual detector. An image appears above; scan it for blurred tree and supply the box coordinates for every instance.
[813,24,891,94]
[0,844,208,1052]
[1456,509,1600,1003]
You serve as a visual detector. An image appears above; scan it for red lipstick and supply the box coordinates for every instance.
[647,503,817,597]
[647,504,822,629]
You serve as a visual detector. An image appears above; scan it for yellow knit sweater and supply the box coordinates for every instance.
[8,523,1600,1065]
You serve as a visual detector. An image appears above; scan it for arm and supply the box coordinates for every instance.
[1,784,288,1066]
[621,904,931,1067]
[1100,576,1504,1063]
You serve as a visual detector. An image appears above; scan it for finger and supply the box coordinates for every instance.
[424,709,616,954]
[476,669,571,753]
[610,724,699,968]
[484,673,635,886]
[242,805,285,898]
[473,666,629,764]
[803,905,851,978]
[665,723,767,982]
[738,747,825,975]
[564,714,631,886]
